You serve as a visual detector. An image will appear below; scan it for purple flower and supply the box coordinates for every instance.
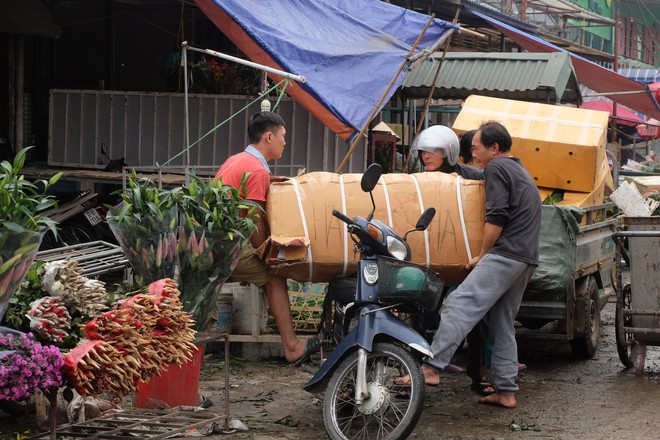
[0,333,63,400]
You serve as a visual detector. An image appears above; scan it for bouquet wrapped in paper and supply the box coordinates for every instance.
[106,171,181,286]
[0,230,45,322]
[177,225,243,330]
[0,147,60,321]
[176,174,258,330]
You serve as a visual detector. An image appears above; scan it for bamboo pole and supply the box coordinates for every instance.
[403,9,461,170]
[335,14,437,173]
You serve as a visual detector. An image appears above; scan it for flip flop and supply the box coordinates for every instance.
[443,363,465,374]
[292,335,321,367]
[197,394,214,409]
[470,381,495,397]
[518,363,528,374]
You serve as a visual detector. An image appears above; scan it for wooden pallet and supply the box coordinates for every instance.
[27,408,230,439]
[36,241,128,277]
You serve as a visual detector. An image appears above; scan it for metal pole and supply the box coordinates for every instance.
[336,14,437,173]
[182,42,191,185]
[186,44,306,83]
[404,9,460,170]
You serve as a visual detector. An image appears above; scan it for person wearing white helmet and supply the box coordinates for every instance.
[410,125,483,180]
[411,124,491,395]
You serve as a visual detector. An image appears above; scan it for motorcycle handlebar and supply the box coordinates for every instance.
[332,209,354,225]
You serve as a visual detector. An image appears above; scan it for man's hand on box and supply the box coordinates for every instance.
[466,255,481,270]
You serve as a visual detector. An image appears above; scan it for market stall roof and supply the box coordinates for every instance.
[466,7,660,121]
[619,68,660,85]
[401,51,581,104]
[193,0,458,143]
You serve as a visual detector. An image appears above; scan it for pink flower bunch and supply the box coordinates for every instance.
[0,332,63,401]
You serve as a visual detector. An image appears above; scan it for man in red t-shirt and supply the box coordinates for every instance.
[214,111,319,366]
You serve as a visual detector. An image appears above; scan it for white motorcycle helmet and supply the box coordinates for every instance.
[410,125,460,166]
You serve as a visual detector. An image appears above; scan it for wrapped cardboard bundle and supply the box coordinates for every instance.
[266,171,485,285]
[453,95,609,193]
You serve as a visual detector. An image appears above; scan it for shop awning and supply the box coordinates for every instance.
[619,68,660,85]
[467,7,660,121]
[402,51,581,104]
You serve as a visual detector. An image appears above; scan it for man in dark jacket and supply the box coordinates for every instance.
[400,121,541,409]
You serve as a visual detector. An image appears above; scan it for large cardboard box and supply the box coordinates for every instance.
[266,172,485,285]
[537,156,613,208]
[453,95,609,193]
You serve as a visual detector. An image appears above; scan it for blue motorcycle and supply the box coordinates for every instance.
[304,163,444,440]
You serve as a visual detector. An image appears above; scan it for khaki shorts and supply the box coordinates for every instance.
[228,245,272,288]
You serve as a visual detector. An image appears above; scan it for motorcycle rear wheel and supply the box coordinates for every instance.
[58,220,96,247]
[322,342,424,440]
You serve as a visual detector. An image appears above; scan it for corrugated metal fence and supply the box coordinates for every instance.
[49,89,366,176]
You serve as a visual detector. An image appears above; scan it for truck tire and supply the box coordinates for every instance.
[570,276,600,358]
[615,283,634,368]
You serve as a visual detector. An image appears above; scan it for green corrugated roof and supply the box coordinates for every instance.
[402,52,581,104]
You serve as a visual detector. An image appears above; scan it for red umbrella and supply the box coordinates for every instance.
[637,118,660,139]
[649,81,660,105]
[581,99,644,127]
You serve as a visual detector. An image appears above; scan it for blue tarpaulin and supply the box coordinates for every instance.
[194,0,457,142]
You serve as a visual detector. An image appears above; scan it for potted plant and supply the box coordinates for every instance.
[106,170,181,286]
[0,148,61,322]
[176,173,259,330]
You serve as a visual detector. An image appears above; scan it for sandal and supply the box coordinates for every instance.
[292,336,321,367]
[470,380,495,397]
[443,363,465,374]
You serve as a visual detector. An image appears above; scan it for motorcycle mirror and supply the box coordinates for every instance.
[416,207,436,230]
[361,164,382,221]
[404,207,436,241]
[361,163,382,193]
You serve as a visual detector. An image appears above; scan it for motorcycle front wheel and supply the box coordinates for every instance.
[322,342,425,440]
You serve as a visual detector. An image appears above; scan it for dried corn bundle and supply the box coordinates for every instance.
[120,279,196,367]
[62,340,140,397]
[82,308,142,341]
[83,305,169,382]
[26,296,71,342]
[66,279,196,397]
[42,260,108,316]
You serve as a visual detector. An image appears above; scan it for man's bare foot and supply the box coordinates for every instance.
[394,365,441,386]
[478,392,517,409]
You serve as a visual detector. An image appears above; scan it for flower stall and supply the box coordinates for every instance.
[107,171,258,331]
[0,158,258,435]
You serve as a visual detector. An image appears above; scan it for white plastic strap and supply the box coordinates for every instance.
[291,178,313,281]
[410,174,430,267]
[378,176,394,228]
[455,176,473,261]
[339,174,349,276]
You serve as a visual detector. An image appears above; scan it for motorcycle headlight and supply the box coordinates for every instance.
[386,236,408,260]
